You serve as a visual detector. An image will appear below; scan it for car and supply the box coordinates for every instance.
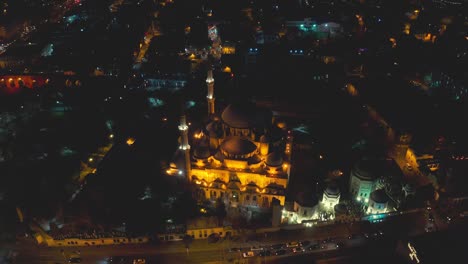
[425,226,435,232]
[250,246,264,251]
[286,241,300,248]
[68,255,82,263]
[363,233,370,239]
[335,242,344,248]
[307,244,320,251]
[108,256,131,262]
[274,249,287,256]
[270,243,284,250]
[428,213,434,222]
[242,251,255,258]
[348,234,357,239]
[292,247,304,253]
[299,240,310,247]
[229,247,242,252]
[258,250,271,257]
[133,259,146,264]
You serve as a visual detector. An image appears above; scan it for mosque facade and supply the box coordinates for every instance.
[169,69,292,209]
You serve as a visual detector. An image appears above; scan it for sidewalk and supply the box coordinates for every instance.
[178,221,369,253]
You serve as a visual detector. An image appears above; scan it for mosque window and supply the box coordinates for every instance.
[246,195,250,201]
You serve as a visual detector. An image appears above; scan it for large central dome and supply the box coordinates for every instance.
[221,101,257,128]
[221,137,257,156]
[221,101,271,129]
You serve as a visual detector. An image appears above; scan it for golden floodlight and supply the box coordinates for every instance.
[126,137,136,146]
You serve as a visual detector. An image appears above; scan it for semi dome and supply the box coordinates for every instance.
[266,152,283,167]
[325,184,340,196]
[194,146,210,159]
[206,121,222,137]
[370,189,389,204]
[213,150,225,161]
[248,154,262,165]
[221,137,257,156]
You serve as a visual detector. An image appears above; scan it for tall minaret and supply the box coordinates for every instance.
[178,115,191,181]
[206,69,215,116]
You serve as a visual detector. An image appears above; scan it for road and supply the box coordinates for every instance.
[10,209,438,264]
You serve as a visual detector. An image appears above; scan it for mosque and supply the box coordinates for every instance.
[167,69,293,210]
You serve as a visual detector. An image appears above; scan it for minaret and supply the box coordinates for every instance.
[178,115,191,181]
[206,69,215,116]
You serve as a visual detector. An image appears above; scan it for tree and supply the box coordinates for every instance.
[214,197,226,226]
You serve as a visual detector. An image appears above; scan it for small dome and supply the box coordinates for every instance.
[247,181,259,188]
[334,203,348,215]
[248,154,262,165]
[370,189,389,204]
[213,178,225,184]
[221,137,257,156]
[206,121,222,137]
[227,181,241,190]
[295,191,319,207]
[171,149,186,169]
[266,152,283,167]
[213,150,225,162]
[351,159,376,180]
[260,134,269,143]
[194,146,210,159]
[325,184,340,196]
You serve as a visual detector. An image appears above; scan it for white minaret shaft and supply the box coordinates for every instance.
[178,115,190,150]
[178,115,191,180]
[206,69,215,115]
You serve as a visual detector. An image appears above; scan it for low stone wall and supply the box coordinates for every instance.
[42,236,150,247]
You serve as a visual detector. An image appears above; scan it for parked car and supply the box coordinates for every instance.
[307,243,320,251]
[68,254,81,263]
[270,243,284,250]
[242,251,255,258]
[108,256,130,262]
[335,242,344,248]
[286,241,300,248]
[259,250,271,257]
[274,249,287,256]
[292,247,304,253]
[300,240,310,247]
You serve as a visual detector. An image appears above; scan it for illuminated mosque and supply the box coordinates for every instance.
[168,69,292,209]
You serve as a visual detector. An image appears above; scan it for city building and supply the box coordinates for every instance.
[367,189,390,214]
[168,69,292,210]
[321,183,341,210]
[288,193,319,223]
[186,216,236,240]
[405,147,440,174]
[349,159,378,203]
